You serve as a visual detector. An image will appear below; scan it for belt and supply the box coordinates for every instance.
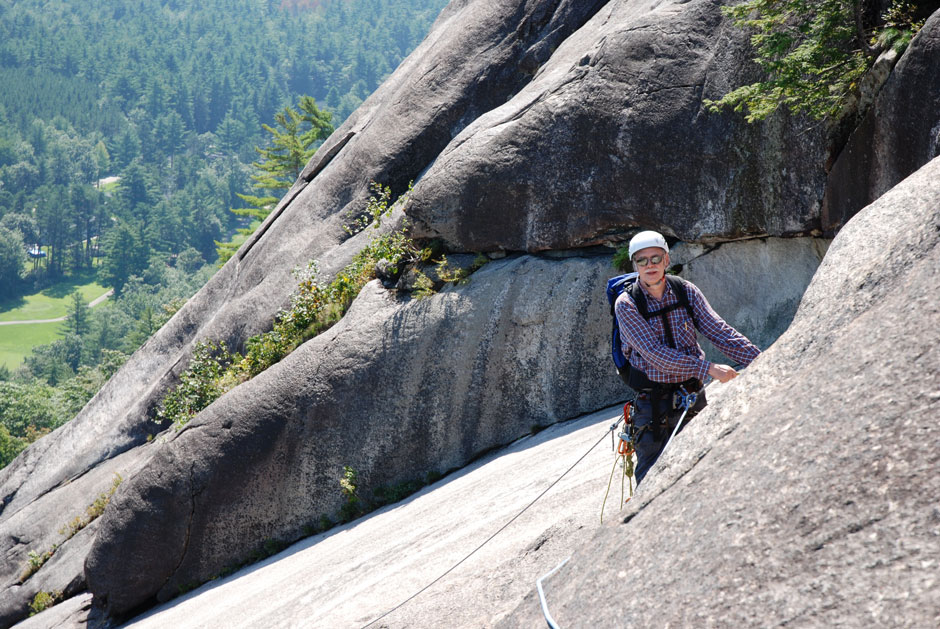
[637,377,702,395]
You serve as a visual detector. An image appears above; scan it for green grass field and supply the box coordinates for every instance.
[0,270,108,322]
[0,270,111,369]
[0,322,64,370]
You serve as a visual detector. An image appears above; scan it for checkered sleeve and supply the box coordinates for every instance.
[688,284,761,367]
[615,293,711,382]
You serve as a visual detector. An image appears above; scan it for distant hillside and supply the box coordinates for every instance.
[0,0,448,137]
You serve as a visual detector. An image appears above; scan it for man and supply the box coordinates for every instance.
[614,230,761,483]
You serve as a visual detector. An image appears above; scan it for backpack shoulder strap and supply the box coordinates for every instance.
[631,276,694,349]
[629,280,649,319]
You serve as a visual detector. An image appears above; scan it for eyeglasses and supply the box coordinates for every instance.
[633,254,664,267]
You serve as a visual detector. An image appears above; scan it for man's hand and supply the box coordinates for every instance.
[707,363,738,384]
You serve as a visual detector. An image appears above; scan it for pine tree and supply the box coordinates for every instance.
[216,96,333,264]
[65,291,90,337]
[98,220,146,294]
[251,95,333,190]
[0,226,27,296]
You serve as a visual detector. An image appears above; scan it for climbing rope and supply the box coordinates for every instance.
[359,409,626,629]
[537,556,571,629]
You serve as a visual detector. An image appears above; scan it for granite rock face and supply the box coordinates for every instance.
[81,232,833,618]
[822,11,940,231]
[501,156,940,628]
[4,0,927,626]
[406,0,831,252]
[673,237,830,362]
[0,0,610,520]
[83,255,624,616]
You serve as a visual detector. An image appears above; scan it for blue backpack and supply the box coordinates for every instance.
[606,273,697,388]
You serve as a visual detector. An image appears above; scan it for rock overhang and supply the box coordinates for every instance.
[405,0,830,254]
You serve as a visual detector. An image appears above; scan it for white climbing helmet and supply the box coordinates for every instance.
[628,230,669,259]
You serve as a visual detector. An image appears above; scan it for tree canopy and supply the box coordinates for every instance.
[0,0,448,285]
[706,0,929,122]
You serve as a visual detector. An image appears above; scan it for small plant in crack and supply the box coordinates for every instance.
[339,465,362,522]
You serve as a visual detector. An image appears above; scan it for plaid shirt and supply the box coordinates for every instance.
[614,278,761,383]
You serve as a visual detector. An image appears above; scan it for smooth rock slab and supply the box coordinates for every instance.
[108,407,626,629]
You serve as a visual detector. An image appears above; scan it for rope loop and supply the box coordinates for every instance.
[601,402,636,523]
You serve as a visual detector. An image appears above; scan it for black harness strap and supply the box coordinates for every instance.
[623,276,699,393]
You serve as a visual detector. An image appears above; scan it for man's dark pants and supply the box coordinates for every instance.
[632,388,707,484]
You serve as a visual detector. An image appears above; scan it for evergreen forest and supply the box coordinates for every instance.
[0,0,448,467]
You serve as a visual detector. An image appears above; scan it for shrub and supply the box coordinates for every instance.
[19,547,57,583]
[157,341,235,428]
[435,253,488,284]
[412,271,436,299]
[339,465,362,522]
[343,181,397,236]
[156,180,485,433]
[612,245,633,272]
[0,424,26,468]
[85,473,123,520]
[29,590,63,616]
[58,473,123,541]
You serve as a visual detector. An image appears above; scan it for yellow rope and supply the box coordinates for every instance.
[622,452,634,507]
[601,439,635,523]
[600,452,620,524]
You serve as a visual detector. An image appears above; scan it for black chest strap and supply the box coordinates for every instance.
[630,276,697,349]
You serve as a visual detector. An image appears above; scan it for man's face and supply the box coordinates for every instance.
[632,246,668,285]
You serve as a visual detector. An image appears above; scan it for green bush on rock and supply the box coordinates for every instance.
[28,590,63,616]
[158,182,486,429]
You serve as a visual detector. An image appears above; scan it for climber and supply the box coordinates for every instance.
[614,230,761,483]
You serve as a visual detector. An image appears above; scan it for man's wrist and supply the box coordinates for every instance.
[700,361,712,381]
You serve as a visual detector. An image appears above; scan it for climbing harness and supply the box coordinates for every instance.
[599,384,700,523]
[663,385,698,454]
[600,401,635,523]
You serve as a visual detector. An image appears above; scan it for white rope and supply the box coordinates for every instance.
[537,556,571,629]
